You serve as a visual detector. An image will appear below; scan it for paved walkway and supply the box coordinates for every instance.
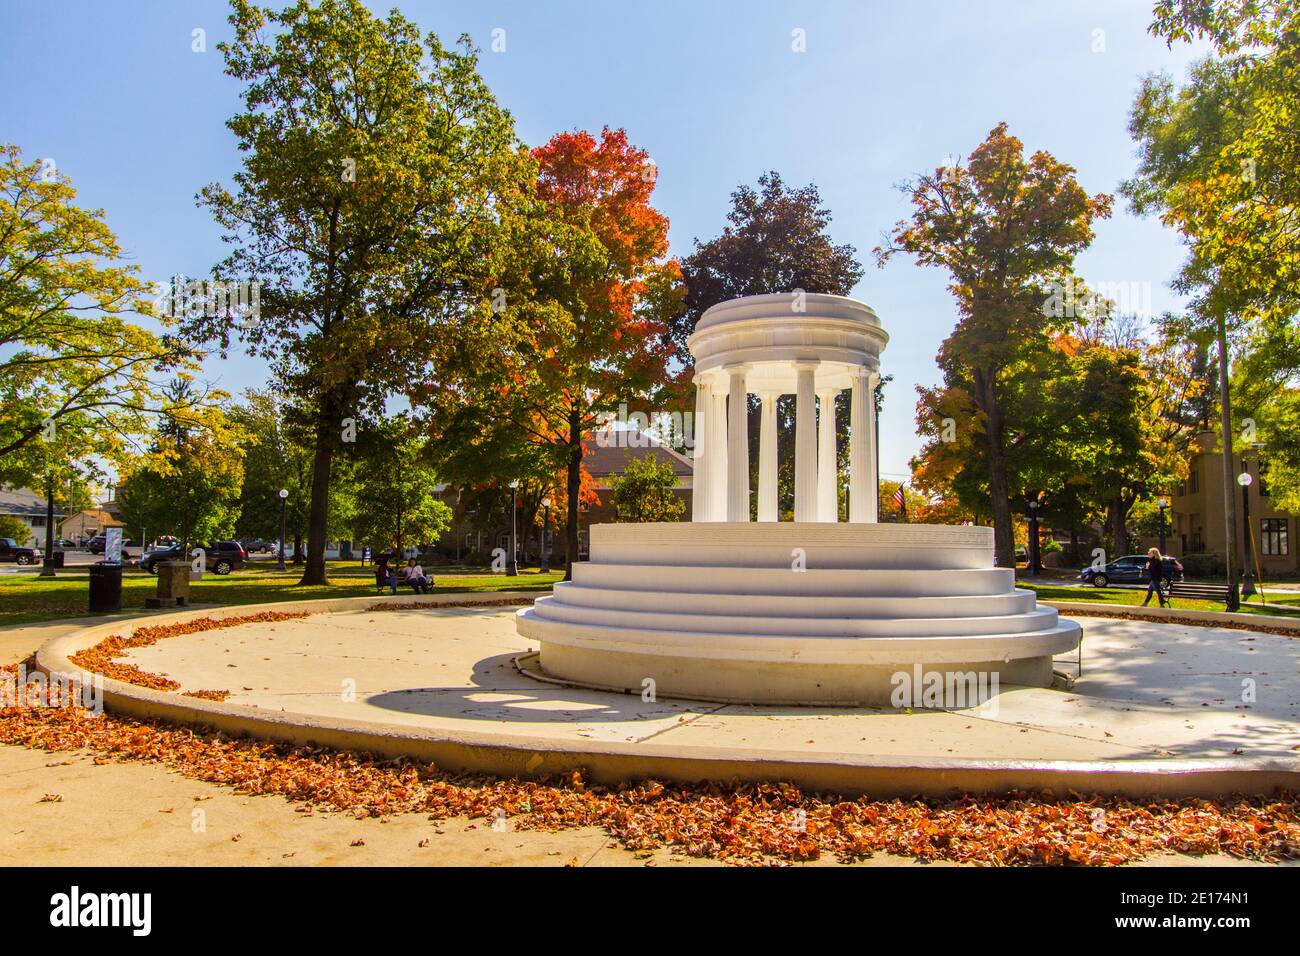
[105,606,1300,762]
[5,608,1297,866]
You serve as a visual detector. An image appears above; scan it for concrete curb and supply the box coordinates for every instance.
[1043,600,1300,631]
[31,591,1300,799]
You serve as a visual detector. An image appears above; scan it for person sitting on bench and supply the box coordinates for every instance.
[402,557,432,594]
[374,556,398,595]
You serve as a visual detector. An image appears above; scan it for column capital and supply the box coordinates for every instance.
[793,359,819,373]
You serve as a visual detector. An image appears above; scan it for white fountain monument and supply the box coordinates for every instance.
[516,292,1081,705]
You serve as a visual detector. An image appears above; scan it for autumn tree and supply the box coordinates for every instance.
[877,124,1112,566]
[0,144,201,485]
[193,0,535,585]
[425,128,680,579]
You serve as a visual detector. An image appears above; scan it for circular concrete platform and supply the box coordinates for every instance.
[32,595,1300,798]
[518,523,1082,705]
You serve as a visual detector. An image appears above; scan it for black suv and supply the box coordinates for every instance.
[140,540,247,575]
[0,537,41,565]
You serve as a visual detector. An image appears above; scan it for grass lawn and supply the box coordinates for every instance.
[0,561,562,628]
[1022,581,1300,618]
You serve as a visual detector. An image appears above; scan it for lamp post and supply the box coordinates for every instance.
[507,480,519,577]
[539,496,551,573]
[277,488,288,571]
[1027,500,1041,577]
[1238,467,1254,597]
[1157,497,1168,556]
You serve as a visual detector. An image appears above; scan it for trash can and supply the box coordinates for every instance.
[51,550,66,569]
[88,562,123,613]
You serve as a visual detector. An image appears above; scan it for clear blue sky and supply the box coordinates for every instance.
[0,0,1210,480]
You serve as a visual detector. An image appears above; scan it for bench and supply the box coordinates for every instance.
[1167,581,1234,606]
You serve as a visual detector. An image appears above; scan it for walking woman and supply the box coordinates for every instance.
[1142,547,1169,608]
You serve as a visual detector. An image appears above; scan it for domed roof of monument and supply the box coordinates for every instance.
[694,292,883,335]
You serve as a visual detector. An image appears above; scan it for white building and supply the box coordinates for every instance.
[0,487,64,547]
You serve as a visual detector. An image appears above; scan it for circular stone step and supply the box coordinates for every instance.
[517,522,1082,705]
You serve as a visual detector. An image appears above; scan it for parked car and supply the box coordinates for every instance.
[240,538,276,555]
[85,534,137,555]
[1079,554,1184,588]
[0,537,41,565]
[140,540,247,575]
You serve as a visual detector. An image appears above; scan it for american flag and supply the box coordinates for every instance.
[892,483,907,516]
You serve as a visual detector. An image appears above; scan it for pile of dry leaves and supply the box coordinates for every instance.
[2,663,1295,865]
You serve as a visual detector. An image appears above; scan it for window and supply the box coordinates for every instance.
[1189,465,1199,494]
[1262,518,1289,556]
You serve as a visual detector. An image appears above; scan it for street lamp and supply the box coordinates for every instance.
[1238,467,1255,597]
[1027,499,1041,577]
[539,496,551,573]
[1157,497,1169,556]
[277,488,288,571]
[507,480,519,576]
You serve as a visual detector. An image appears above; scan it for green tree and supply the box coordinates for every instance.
[193,0,535,585]
[608,456,686,523]
[0,144,201,484]
[669,171,865,515]
[229,389,314,561]
[0,515,31,543]
[877,123,1112,567]
[1126,1,1300,592]
[118,388,245,555]
[347,420,451,554]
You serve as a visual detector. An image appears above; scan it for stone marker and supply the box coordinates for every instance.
[146,560,192,609]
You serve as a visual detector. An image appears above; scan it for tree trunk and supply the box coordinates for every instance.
[1216,314,1239,604]
[1109,496,1128,557]
[564,407,582,583]
[983,392,1015,568]
[40,474,56,577]
[292,533,303,565]
[299,405,337,586]
[1069,528,1079,568]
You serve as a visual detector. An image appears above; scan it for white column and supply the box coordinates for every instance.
[794,363,818,522]
[726,365,750,522]
[691,380,709,523]
[758,393,778,522]
[817,389,839,522]
[865,371,879,523]
[849,369,869,523]
[708,384,729,521]
[849,369,879,523]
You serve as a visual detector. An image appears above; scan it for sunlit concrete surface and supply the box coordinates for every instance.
[116,606,1298,762]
